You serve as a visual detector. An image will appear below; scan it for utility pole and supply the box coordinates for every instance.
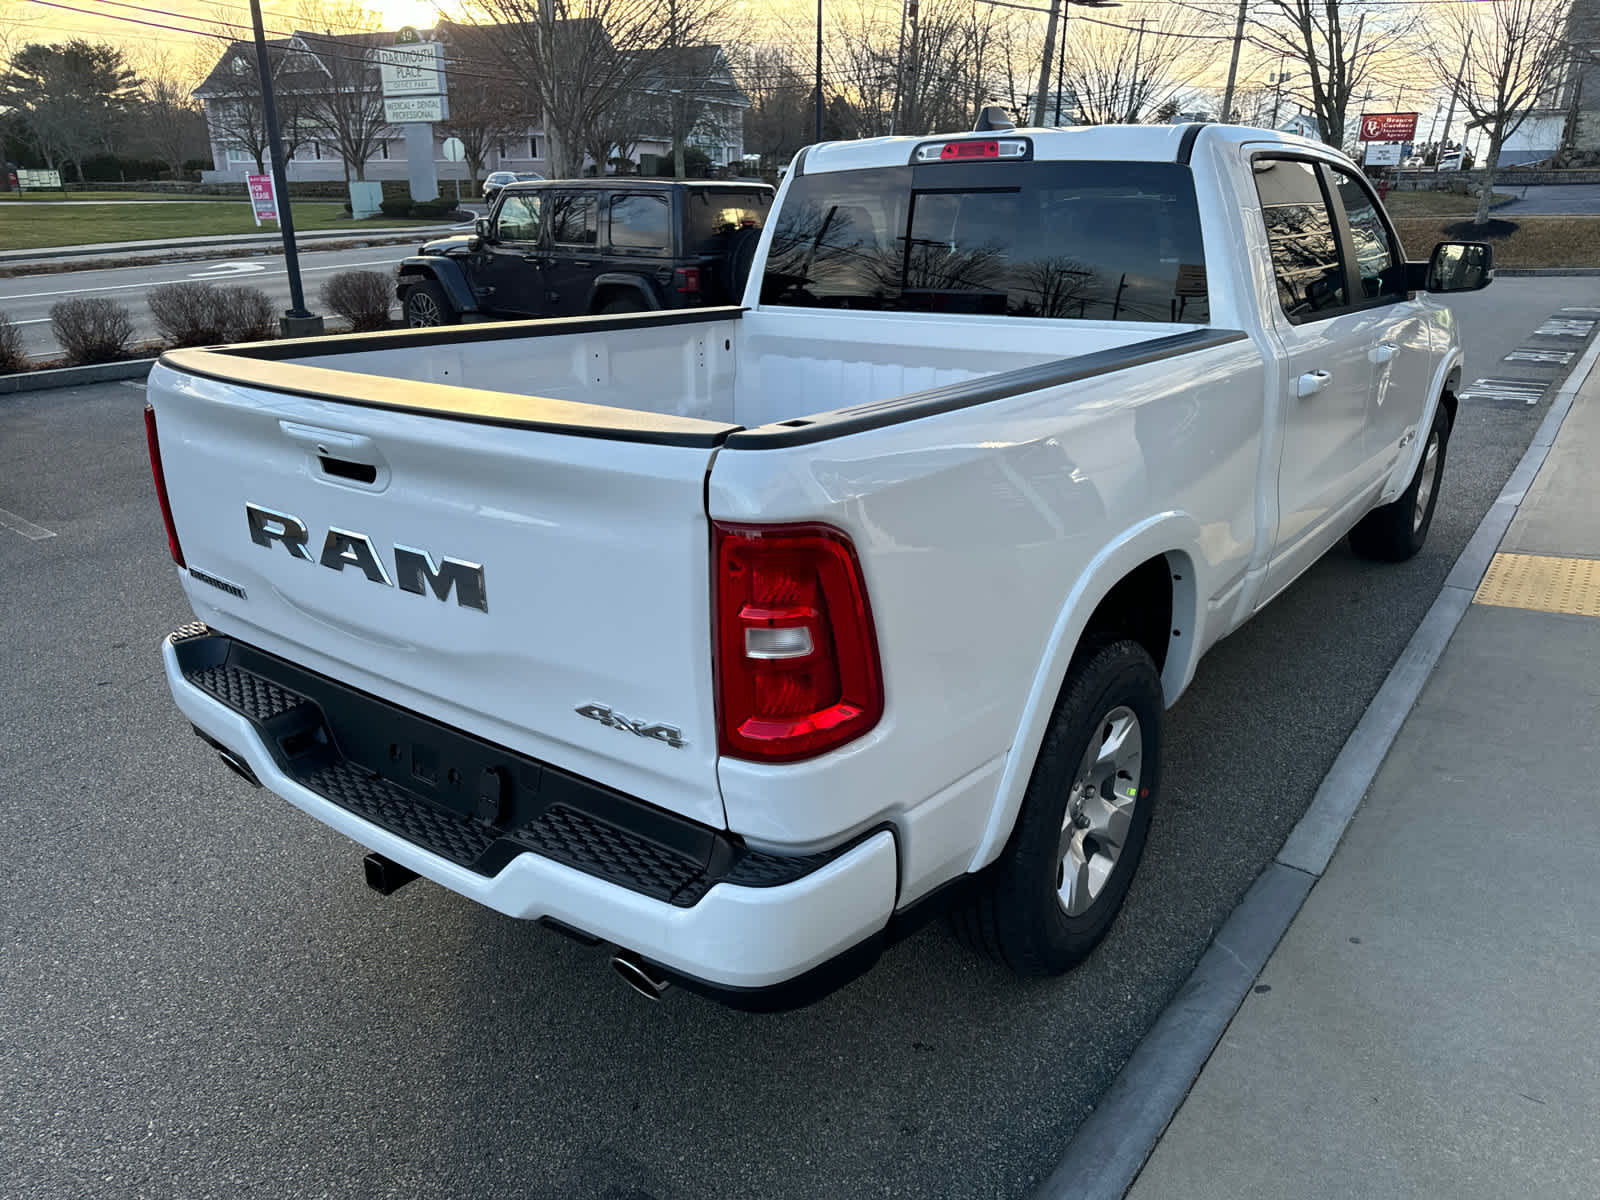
[1055,21,1067,123]
[814,0,823,142]
[903,0,921,133]
[248,0,319,335]
[891,0,911,132]
[1220,0,1249,124]
[1435,31,1471,176]
[1125,17,1147,123]
[1270,57,1288,128]
[1035,0,1063,125]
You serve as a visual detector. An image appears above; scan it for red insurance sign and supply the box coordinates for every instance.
[1359,112,1419,142]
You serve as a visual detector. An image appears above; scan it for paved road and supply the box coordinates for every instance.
[1496,183,1600,214]
[0,244,419,358]
[0,278,1594,1199]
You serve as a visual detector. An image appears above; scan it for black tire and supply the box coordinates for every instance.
[597,295,649,315]
[402,279,458,328]
[723,226,762,298]
[1349,401,1450,562]
[950,637,1163,975]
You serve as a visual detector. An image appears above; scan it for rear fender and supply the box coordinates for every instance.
[589,273,664,312]
[966,514,1207,873]
[397,256,479,314]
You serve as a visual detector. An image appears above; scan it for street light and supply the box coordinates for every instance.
[1034,0,1120,127]
[247,0,321,336]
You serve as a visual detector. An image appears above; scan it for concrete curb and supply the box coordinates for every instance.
[1033,329,1600,1200]
[0,358,156,395]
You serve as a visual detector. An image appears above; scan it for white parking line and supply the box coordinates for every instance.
[0,505,56,540]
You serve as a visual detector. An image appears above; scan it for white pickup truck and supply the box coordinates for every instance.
[147,121,1491,1009]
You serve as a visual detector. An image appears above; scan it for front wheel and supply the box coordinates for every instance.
[1349,401,1449,562]
[950,637,1163,976]
[402,280,458,328]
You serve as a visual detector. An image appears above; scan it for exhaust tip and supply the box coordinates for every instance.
[215,747,260,788]
[611,953,671,1001]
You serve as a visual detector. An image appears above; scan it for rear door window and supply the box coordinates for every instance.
[760,161,1208,323]
[609,194,671,253]
[549,193,598,247]
[1252,158,1348,320]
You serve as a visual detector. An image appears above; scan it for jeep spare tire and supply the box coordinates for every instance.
[723,226,762,299]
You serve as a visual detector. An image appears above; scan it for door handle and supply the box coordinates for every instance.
[1370,343,1397,364]
[1296,370,1333,399]
[569,260,594,268]
[521,255,547,265]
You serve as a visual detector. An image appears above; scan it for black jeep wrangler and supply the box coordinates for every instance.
[396,178,773,326]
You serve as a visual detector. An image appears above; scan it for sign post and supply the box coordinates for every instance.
[380,29,448,205]
[441,135,465,204]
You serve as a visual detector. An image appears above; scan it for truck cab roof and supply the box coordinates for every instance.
[796,123,1335,175]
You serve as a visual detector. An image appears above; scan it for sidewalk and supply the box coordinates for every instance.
[1128,369,1600,1196]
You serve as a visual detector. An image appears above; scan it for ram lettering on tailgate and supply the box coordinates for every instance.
[244,502,488,612]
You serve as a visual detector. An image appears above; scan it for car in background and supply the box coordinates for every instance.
[482,170,544,206]
[397,177,773,326]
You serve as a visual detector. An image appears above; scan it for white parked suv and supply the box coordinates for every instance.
[145,118,1491,1008]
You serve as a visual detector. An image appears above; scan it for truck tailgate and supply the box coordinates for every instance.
[149,362,728,829]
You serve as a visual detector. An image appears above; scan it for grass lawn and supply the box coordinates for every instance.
[1383,190,1511,217]
[1392,215,1600,268]
[0,202,447,250]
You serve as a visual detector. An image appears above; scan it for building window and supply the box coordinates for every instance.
[530,136,538,158]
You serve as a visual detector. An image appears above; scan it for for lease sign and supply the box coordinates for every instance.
[246,173,277,225]
[1359,112,1418,142]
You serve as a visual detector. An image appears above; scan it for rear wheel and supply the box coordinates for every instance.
[597,294,649,315]
[402,280,458,328]
[1349,401,1449,562]
[950,637,1163,975]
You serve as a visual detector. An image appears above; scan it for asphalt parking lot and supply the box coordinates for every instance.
[2,278,1595,1199]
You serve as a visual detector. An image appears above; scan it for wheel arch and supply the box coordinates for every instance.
[588,273,663,312]
[966,515,1207,873]
[1380,347,1462,501]
[396,257,477,315]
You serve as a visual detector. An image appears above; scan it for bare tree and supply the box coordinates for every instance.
[132,50,208,180]
[196,38,315,175]
[296,2,390,184]
[1426,0,1570,225]
[1248,0,1416,146]
[1059,7,1222,125]
[453,0,680,179]
[436,57,528,186]
[732,44,812,166]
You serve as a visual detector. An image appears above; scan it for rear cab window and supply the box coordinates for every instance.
[760,160,1209,323]
[1252,158,1348,320]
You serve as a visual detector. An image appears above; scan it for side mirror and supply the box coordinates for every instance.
[474,217,490,239]
[1425,241,1493,293]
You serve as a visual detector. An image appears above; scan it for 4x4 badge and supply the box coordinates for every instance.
[575,703,685,749]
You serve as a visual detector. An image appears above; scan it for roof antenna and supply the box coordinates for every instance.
[974,106,1015,132]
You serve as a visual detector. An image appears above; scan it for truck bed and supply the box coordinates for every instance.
[161,305,1237,444]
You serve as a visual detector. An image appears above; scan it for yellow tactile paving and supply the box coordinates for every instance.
[1474,553,1600,617]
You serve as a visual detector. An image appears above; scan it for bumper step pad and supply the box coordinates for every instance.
[172,627,834,906]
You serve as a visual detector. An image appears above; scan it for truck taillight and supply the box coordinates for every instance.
[143,403,185,568]
[714,522,883,763]
[674,266,701,294]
